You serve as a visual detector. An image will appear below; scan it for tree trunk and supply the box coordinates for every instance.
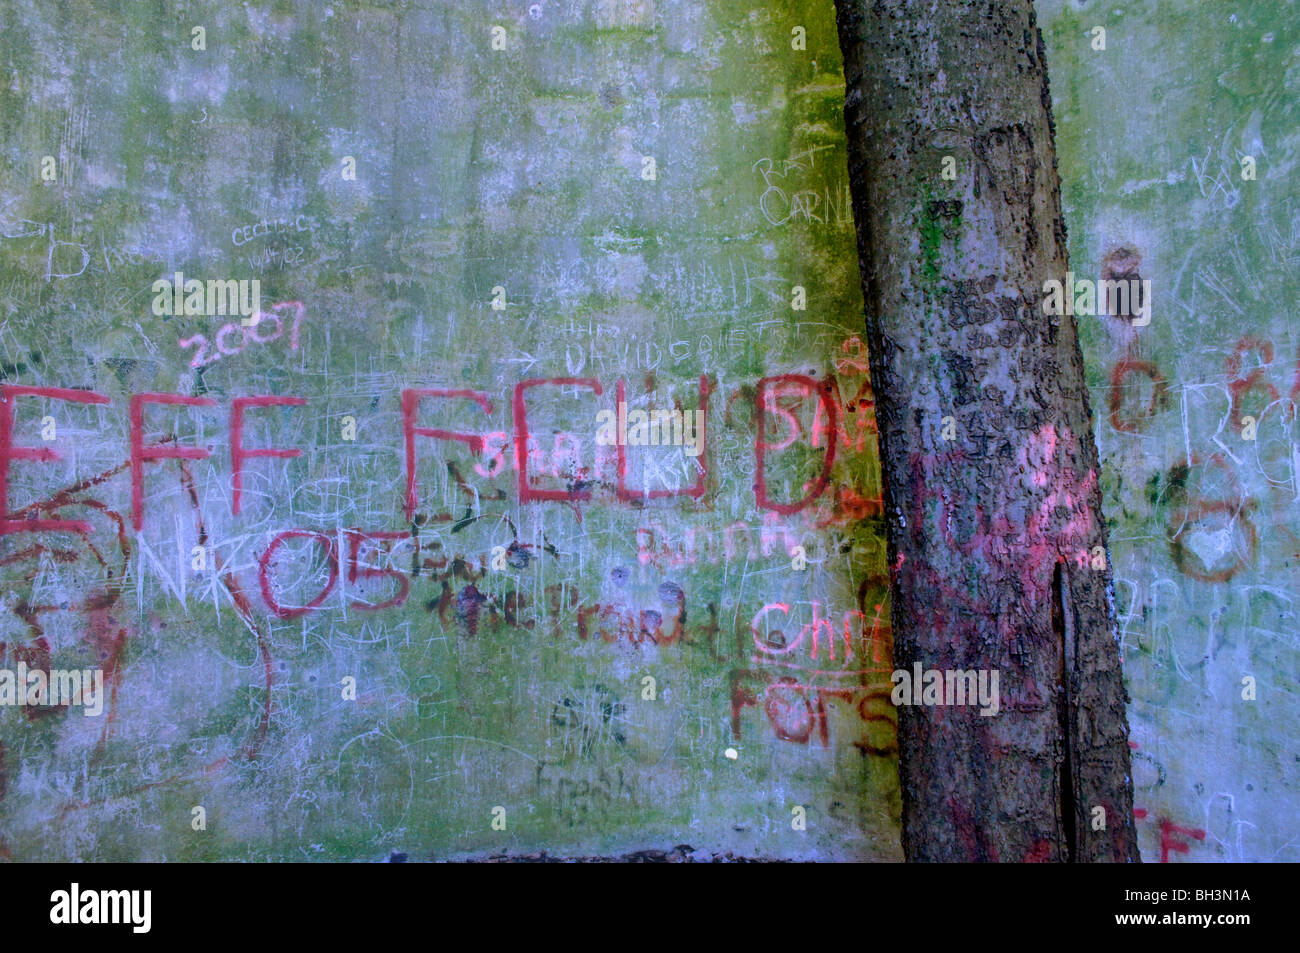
[832,0,1139,862]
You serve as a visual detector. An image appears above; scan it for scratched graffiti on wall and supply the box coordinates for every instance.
[1042,0,1300,862]
[0,0,903,853]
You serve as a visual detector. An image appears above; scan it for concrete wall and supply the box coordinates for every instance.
[1042,0,1299,863]
[0,0,1292,861]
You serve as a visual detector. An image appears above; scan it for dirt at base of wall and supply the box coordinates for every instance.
[397,847,792,863]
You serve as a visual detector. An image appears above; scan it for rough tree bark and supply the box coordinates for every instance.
[831,0,1139,861]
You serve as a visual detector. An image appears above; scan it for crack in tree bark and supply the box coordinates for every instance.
[1053,559,1077,861]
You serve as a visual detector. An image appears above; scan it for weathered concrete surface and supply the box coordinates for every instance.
[0,0,1293,862]
[1039,0,1299,863]
[0,0,894,862]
